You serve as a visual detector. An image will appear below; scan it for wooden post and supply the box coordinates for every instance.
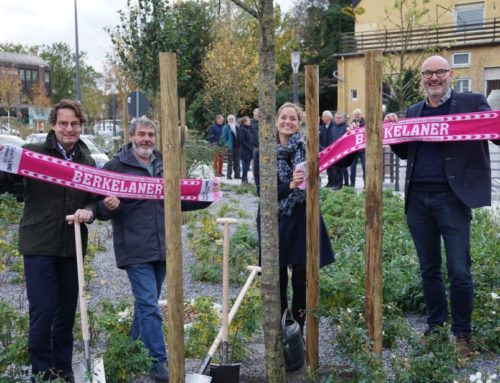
[159,52,184,382]
[123,94,129,143]
[364,50,384,358]
[305,64,320,371]
[179,97,188,178]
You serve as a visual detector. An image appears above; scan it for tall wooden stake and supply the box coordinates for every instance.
[159,52,184,382]
[179,97,188,178]
[305,65,320,371]
[364,50,384,358]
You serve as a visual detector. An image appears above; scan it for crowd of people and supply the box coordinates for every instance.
[0,54,498,382]
[209,106,366,189]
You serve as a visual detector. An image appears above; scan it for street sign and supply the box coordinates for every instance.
[127,91,150,118]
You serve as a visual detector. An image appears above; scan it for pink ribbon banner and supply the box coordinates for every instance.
[0,145,221,202]
[319,111,500,173]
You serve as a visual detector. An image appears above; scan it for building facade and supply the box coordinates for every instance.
[335,0,500,116]
[0,51,51,130]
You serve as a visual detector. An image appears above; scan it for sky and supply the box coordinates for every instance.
[0,0,293,74]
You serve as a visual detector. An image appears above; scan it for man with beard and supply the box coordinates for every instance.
[97,116,212,382]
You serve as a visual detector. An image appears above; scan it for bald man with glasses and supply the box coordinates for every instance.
[385,55,500,355]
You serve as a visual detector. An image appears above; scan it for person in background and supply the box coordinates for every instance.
[98,116,213,382]
[319,110,335,188]
[0,99,98,383]
[320,111,348,190]
[254,102,334,332]
[385,55,500,355]
[348,108,366,187]
[250,108,260,153]
[238,116,254,184]
[208,114,225,177]
[221,114,241,180]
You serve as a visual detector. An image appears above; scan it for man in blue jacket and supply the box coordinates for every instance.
[98,116,211,382]
[208,114,225,176]
[320,111,348,189]
[387,55,500,354]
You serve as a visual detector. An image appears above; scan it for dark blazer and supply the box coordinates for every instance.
[391,90,500,211]
[319,122,347,150]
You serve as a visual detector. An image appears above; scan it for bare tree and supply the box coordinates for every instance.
[229,0,286,381]
[382,0,434,112]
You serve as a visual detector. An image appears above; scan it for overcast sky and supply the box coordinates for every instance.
[0,0,292,74]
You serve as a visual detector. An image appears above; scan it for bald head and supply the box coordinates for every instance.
[421,55,451,72]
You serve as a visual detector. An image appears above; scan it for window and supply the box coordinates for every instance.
[453,78,471,92]
[452,53,471,67]
[350,89,358,101]
[455,3,484,30]
[45,72,50,83]
[26,70,32,81]
[32,70,38,83]
[19,69,25,81]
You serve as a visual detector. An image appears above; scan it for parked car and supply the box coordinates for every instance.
[0,134,26,201]
[25,133,110,168]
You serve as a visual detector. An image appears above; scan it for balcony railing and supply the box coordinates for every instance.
[339,18,500,54]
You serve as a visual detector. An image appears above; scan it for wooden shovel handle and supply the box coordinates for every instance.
[66,215,90,345]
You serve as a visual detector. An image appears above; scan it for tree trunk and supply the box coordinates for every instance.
[229,0,285,379]
[256,0,286,381]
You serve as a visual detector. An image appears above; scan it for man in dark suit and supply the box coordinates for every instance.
[386,55,500,354]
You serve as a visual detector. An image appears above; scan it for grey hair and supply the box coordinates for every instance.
[129,116,157,136]
[322,110,333,118]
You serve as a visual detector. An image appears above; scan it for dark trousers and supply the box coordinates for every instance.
[227,148,241,178]
[279,264,306,331]
[24,255,79,375]
[406,190,473,336]
[350,150,365,186]
[330,166,344,189]
[241,159,251,182]
[342,167,349,186]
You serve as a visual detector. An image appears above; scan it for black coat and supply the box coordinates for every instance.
[97,144,210,268]
[319,122,347,150]
[391,90,500,211]
[239,125,254,160]
[254,149,334,268]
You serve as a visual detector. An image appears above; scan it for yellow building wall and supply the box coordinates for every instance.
[356,0,495,32]
[339,46,500,114]
[339,0,500,115]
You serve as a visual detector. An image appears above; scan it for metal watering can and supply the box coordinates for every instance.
[281,309,305,372]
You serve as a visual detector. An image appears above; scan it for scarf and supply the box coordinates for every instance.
[276,132,306,216]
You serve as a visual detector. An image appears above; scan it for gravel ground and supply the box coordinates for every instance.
[1,171,498,382]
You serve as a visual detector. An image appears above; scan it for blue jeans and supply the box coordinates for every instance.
[24,255,79,375]
[125,261,167,362]
[406,190,473,336]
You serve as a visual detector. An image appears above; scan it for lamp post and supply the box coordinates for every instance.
[74,0,81,102]
[291,51,301,104]
[111,82,117,150]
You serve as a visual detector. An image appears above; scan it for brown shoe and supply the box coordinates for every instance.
[455,334,471,358]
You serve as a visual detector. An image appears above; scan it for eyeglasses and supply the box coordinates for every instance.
[57,121,81,129]
[421,69,450,79]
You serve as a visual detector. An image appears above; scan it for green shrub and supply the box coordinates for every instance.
[0,302,29,380]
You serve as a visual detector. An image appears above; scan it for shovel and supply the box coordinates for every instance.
[66,215,106,383]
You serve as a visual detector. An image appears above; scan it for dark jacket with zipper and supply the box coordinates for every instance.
[18,130,98,257]
[97,144,210,269]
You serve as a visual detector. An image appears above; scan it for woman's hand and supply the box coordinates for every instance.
[290,168,305,190]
